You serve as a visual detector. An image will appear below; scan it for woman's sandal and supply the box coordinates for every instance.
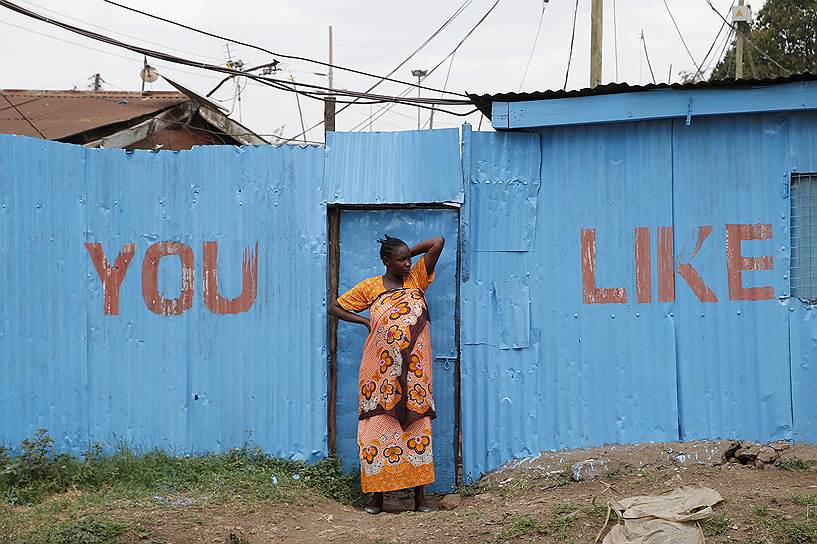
[364,504,382,515]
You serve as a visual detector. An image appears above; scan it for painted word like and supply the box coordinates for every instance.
[85,241,259,315]
[581,224,773,304]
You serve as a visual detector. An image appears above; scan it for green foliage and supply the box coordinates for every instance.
[0,429,365,509]
[782,521,817,544]
[792,494,817,507]
[702,514,730,537]
[46,516,125,544]
[778,458,812,472]
[711,0,817,80]
[553,502,580,515]
[496,513,545,542]
[459,480,486,497]
[752,505,769,517]
[546,513,575,541]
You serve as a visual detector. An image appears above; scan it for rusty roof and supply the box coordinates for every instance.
[0,89,189,140]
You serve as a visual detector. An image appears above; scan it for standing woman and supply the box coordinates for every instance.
[329,234,445,514]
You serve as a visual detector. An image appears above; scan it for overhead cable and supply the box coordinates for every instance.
[0,0,474,113]
[519,0,550,91]
[702,0,792,75]
[284,0,475,141]
[99,0,466,97]
[663,0,704,80]
[309,0,501,137]
[640,31,657,84]
[563,0,580,90]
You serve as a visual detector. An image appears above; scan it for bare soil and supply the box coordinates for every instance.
[7,441,817,544]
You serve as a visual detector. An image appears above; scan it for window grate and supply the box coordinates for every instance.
[791,173,817,303]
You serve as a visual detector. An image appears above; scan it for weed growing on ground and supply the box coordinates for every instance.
[16,515,126,544]
[791,494,817,507]
[782,521,817,544]
[459,481,486,497]
[0,429,365,509]
[752,505,769,517]
[496,513,545,542]
[546,513,575,541]
[702,514,730,537]
[777,458,812,471]
[553,502,580,515]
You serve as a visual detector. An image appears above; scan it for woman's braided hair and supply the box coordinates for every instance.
[377,234,408,260]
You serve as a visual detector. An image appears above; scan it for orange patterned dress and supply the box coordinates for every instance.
[337,256,436,493]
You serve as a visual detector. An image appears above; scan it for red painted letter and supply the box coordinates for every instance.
[202,241,259,314]
[581,228,627,304]
[726,223,774,301]
[142,242,195,315]
[677,226,719,302]
[635,227,652,304]
[85,243,136,316]
[657,227,675,303]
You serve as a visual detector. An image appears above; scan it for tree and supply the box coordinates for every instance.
[710,0,817,81]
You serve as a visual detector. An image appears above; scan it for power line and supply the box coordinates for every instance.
[519,0,550,91]
[697,0,734,75]
[0,89,46,138]
[335,0,503,135]
[640,30,657,84]
[17,0,226,63]
[663,0,704,80]
[563,0,580,90]
[99,0,466,98]
[284,0,475,141]
[702,0,792,76]
[0,0,474,111]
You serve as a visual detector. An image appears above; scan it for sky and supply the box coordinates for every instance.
[0,0,764,143]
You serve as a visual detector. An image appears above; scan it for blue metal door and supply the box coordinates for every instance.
[336,208,459,492]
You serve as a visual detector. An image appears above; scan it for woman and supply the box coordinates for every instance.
[328,234,445,514]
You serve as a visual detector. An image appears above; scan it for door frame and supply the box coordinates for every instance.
[326,203,463,485]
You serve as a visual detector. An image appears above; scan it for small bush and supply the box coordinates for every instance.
[702,514,730,537]
[777,458,811,472]
[459,481,486,497]
[791,493,817,506]
[496,513,545,542]
[47,516,124,544]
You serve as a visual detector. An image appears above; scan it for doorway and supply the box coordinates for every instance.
[327,205,460,492]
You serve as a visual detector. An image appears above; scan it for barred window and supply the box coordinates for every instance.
[791,173,817,303]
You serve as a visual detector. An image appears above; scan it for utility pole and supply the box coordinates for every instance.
[735,0,745,79]
[411,69,427,130]
[590,0,603,88]
[91,73,101,91]
[324,26,336,136]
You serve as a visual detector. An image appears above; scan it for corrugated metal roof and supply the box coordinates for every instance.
[468,73,817,118]
[0,89,188,140]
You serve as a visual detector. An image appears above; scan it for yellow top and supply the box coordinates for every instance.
[337,255,436,313]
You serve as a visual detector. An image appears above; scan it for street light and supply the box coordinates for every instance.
[411,69,427,130]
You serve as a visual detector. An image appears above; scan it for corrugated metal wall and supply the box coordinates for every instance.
[1,137,327,459]
[2,111,817,486]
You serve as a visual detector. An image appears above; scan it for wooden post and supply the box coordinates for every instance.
[326,207,340,455]
[590,0,603,87]
[735,0,745,79]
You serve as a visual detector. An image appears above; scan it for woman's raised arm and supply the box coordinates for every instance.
[410,236,445,276]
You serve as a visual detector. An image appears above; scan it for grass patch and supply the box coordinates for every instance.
[752,505,769,517]
[792,494,817,507]
[777,458,812,472]
[14,515,127,544]
[702,514,730,537]
[782,521,817,544]
[496,513,545,542]
[553,502,580,515]
[459,481,486,497]
[1,429,366,542]
[546,514,575,541]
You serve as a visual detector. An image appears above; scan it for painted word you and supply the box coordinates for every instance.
[85,241,259,315]
[582,224,773,304]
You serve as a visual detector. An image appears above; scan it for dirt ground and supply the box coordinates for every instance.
[7,441,817,544]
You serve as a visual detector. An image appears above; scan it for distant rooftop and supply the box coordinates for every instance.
[0,89,188,140]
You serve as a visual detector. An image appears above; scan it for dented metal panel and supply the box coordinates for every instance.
[671,114,792,442]
[0,136,327,460]
[324,129,463,204]
[468,131,540,251]
[462,121,680,482]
